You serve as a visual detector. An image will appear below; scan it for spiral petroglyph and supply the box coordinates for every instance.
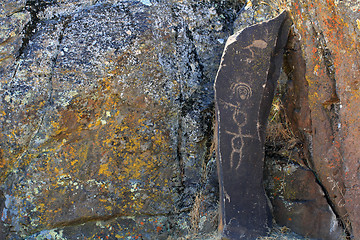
[230,82,252,100]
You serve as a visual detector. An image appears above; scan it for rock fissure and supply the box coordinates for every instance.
[313,171,352,239]
[265,146,309,170]
[47,16,72,105]
[299,19,351,237]
[16,0,55,60]
[184,27,206,82]
[10,16,72,178]
[311,26,339,105]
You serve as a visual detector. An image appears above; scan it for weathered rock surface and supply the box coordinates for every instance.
[284,0,360,238]
[1,0,359,239]
[264,25,347,239]
[264,144,344,240]
[0,0,30,76]
[214,11,291,239]
[0,0,243,238]
[237,1,359,239]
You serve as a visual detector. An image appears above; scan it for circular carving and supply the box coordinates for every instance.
[230,82,252,100]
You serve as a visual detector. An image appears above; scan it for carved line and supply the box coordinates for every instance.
[226,129,253,170]
[327,176,346,207]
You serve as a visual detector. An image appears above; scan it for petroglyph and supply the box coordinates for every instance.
[327,177,346,207]
[230,82,252,100]
[244,39,268,62]
[219,99,254,170]
[247,39,268,49]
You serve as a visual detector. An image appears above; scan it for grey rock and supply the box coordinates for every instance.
[0,0,244,238]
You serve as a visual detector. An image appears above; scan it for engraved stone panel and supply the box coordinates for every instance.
[214,11,291,239]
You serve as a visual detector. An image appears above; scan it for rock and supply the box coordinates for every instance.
[1,0,359,238]
[0,0,30,77]
[214,11,291,239]
[0,190,8,239]
[263,27,345,239]
[233,0,279,32]
[264,146,345,240]
[286,0,360,238]
[0,0,244,238]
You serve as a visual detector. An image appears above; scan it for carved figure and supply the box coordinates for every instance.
[230,82,252,100]
[220,99,254,170]
[244,39,268,60]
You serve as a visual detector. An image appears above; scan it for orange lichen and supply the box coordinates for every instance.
[290,0,359,236]
[1,27,179,234]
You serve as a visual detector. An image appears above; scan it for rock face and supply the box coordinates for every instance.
[264,144,344,240]
[264,26,346,239]
[1,0,359,239]
[284,0,360,238]
[233,1,359,239]
[0,0,243,238]
[214,11,291,239]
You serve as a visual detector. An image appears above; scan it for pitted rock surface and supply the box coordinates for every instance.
[1,0,360,239]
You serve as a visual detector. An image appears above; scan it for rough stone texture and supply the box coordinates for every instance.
[214,11,291,239]
[285,0,360,238]
[0,0,30,76]
[1,0,359,239]
[264,26,346,239]
[231,2,345,238]
[264,144,344,240]
[233,0,279,32]
[238,0,360,238]
[0,0,244,238]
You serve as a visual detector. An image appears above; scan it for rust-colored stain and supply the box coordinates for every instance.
[290,0,360,237]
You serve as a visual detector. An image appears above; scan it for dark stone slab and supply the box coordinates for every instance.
[214,11,291,239]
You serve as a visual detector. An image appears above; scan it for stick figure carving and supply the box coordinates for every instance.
[226,108,253,170]
[221,81,254,170]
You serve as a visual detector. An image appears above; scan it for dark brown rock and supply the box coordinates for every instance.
[214,11,291,239]
[264,146,345,239]
[268,27,346,239]
[287,0,360,238]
